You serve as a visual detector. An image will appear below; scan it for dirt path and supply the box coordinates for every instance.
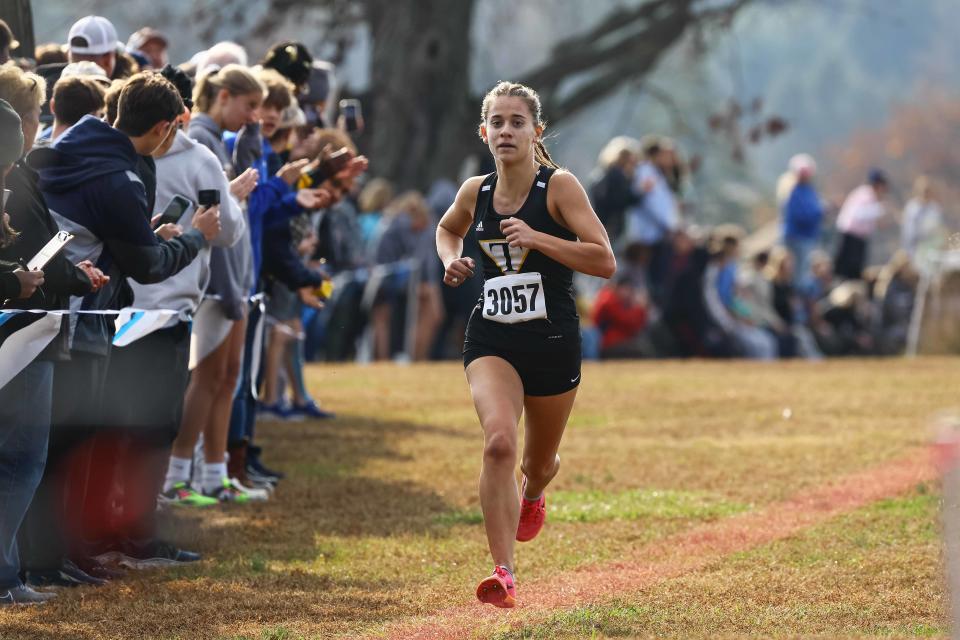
[371,448,936,639]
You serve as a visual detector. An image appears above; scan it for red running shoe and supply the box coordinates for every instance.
[516,478,546,542]
[476,565,516,608]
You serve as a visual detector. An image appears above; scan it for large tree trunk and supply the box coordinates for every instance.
[366,0,480,191]
[0,0,35,59]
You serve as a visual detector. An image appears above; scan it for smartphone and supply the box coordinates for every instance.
[154,194,192,229]
[2,189,9,209]
[339,99,362,132]
[27,230,73,271]
[319,148,351,178]
[198,189,220,207]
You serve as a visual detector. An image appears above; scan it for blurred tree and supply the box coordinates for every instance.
[820,88,960,277]
[262,0,752,189]
[823,87,960,222]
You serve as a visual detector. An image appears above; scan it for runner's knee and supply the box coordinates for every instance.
[482,428,516,466]
[521,455,557,481]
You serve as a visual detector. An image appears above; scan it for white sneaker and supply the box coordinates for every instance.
[228,477,270,501]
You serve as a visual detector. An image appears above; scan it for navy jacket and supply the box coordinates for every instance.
[29,115,206,356]
[261,220,324,290]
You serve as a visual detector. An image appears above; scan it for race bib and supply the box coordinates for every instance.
[482,272,547,324]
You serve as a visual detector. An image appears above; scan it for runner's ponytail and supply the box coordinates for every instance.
[534,139,561,171]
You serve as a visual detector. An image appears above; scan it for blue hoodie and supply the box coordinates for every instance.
[783,182,823,241]
[224,130,301,287]
[29,115,206,356]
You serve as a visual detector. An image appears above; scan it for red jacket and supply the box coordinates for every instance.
[591,287,648,350]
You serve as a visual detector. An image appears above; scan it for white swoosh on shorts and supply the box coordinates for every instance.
[570,373,581,384]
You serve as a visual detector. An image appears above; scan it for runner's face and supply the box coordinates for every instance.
[482,96,542,165]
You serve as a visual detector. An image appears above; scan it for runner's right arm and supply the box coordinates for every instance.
[437,176,484,287]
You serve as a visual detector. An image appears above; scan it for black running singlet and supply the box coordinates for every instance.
[464,166,580,349]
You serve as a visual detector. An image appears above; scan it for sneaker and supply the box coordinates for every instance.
[516,478,546,542]
[476,565,516,608]
[227,477,270,501]
[290,400,335,420]
[243,468,278,493]
[0,584,56,605]
[26,561,106,588]
[256,401,296,421]
[247,445,285,481]
[158,482,219,508]
[204,477,251,503]
[105,539,201,569]
[70,555,125,581]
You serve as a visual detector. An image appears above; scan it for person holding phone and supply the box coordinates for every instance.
[111,90,249,519]
[0,79,103,600]
[436,81,615,608]
[338,98,363,134]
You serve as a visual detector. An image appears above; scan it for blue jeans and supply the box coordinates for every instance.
[0,360,53,588]
[784,236,817,287]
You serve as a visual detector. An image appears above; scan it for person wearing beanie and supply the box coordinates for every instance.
[261,41,313,90]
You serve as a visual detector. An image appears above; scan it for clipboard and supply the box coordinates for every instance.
[27,231,73,271]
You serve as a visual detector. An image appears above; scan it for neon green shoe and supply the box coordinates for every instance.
[203,478,252,504]
[158,482,218,508]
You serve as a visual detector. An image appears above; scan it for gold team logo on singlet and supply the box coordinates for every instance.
[480,240,529,274]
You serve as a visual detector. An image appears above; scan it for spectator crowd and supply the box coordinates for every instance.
[0,14,949,607]
[584,135,946,362]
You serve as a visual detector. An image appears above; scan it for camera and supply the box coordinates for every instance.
[198,189,220,207]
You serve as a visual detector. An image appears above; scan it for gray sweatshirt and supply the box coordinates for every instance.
[129,130,246,317]
[187,114,254,319]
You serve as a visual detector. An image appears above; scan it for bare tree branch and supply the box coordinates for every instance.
[519,0,751,124]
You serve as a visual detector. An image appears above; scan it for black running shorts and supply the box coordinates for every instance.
[462,338,582,397]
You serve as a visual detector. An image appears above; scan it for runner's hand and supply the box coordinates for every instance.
[443,257,475,287]
[500,217,540,249]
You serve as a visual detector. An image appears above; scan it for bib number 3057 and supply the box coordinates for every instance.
[482,272,547,324]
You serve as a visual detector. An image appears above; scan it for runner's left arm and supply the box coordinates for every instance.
[500,171,616,279]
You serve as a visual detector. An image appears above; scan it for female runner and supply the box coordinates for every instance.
[436,81,616,608]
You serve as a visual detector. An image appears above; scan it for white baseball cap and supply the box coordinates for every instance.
[59,61,112,85]
[68,16,118,56]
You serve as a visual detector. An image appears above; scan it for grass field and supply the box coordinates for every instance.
[1,358,955,639]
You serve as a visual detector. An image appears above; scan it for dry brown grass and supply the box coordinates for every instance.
[1,358,955,639]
